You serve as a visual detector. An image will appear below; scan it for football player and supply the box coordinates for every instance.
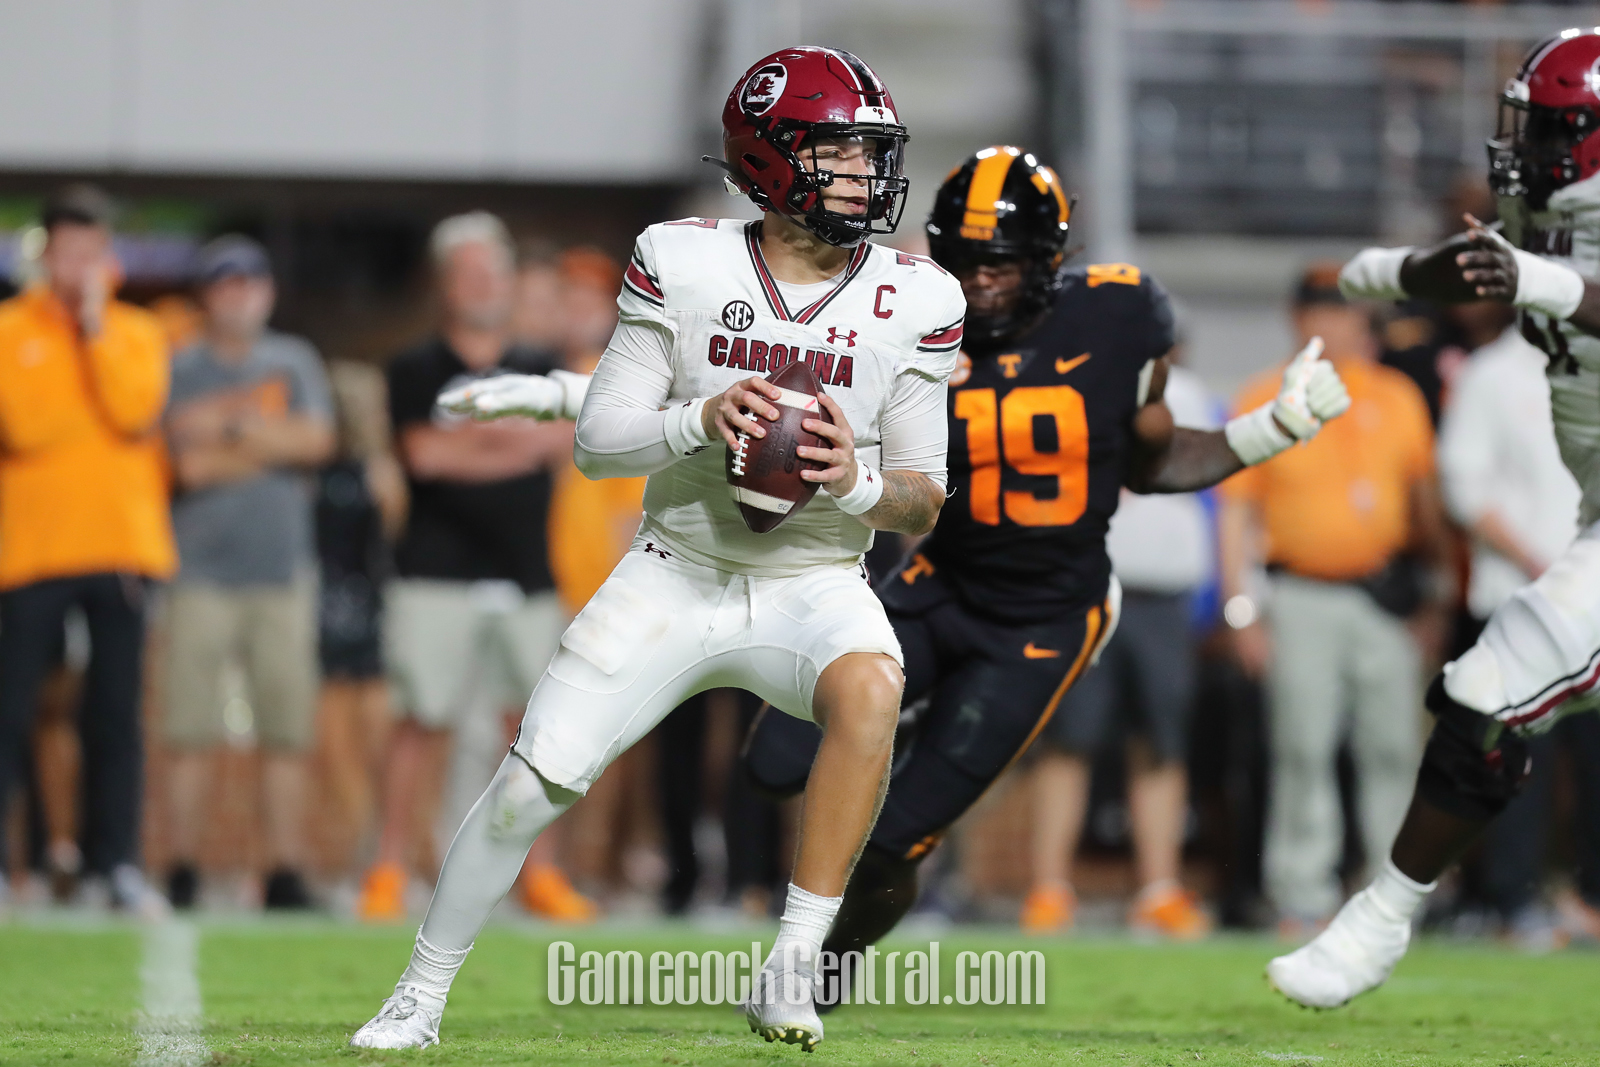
[1268,28,1600,1009]
[352,46,964,1053]
[456,145,1354,1007]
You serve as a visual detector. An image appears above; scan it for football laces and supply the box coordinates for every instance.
[731,431,750,477]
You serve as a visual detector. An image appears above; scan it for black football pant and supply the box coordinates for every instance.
[0,573,148,876]
[744,572,1112,862]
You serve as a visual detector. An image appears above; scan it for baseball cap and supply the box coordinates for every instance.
[194,234,272,286]
[41,183,115,230]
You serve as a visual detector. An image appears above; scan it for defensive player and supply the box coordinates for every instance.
[351,46,964,1053]
[457,145,1354,1004]
[1268,28,1600,1009]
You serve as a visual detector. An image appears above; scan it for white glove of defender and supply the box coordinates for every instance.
[1225,337,1352,466]
[436,370,590,422]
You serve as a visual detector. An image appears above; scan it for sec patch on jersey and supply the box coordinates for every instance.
[726,361,834,533]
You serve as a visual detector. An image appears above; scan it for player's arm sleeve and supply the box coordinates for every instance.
[903,278,966,382]
[573,317,710,479]
[878,372,949,491]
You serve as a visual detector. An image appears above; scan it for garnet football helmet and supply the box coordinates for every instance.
[715,47,909,248]
[1489,29,1600,210]
[926,146,1073,344]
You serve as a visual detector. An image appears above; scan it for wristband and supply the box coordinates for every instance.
[1512,249,1585,320]
[1338,246,1413,302]
[664,397,714,457]
[1225,404,1295,466]
[832,460,884,516]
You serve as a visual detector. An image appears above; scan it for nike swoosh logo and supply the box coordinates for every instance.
[1023,643,1061,659]
[1056,354,1090,374]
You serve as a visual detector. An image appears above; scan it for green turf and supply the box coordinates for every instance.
[0,924,139,1066]
[2,921,1599,1065]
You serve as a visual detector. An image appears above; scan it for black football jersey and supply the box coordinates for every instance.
[920,263,1177,623]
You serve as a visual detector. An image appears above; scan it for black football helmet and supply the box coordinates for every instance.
[926,146,1073,344]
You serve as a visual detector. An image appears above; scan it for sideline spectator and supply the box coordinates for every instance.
[311,360,407,880]
[1220,264,1450,936]
[1024,355,1220,939]
[0,184,174,914]
[356,213,584,921]
[161,235,335,909]
[1437,303,1581,943]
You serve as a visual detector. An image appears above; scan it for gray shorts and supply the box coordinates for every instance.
[383,579,565,729]
[1042,589,1197,762]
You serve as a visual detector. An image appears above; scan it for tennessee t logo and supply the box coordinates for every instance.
[1023,643,1061,659]
[997,353,1023,378]
[827,327,857,347]
[1056,353,1090,375]
[901,553,935,585]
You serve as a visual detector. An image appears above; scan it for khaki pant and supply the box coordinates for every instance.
[383,579,565,729]
[1263,574,1423,921]
[164,575,319,751]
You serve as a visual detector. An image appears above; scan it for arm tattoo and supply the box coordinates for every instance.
[860,470,945,535]
[1128,427,1245,494]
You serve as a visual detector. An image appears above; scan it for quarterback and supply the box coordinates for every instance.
[352,46,963,1053]
[1268,28,1600,1008]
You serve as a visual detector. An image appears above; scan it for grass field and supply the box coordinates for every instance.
[4,919,1600,1066]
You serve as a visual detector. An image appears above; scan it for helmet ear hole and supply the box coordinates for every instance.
[742,153,770,172]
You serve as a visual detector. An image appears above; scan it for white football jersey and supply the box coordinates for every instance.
[1501,174,1600,525]
[612,217,966,576]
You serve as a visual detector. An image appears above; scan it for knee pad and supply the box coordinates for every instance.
[1416,676,1533,823]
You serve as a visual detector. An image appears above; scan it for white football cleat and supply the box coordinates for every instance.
[1267,886,1413,1009]
[745,964,823,1052]
[350,983,446,1049]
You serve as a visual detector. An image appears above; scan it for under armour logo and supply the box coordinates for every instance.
[827,327,857,347]
[643,542,672,560]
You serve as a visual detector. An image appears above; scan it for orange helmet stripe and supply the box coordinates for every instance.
[1031,166,1071,224]
[960,145,1022,240]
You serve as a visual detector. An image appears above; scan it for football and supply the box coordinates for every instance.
[725,361,835,533]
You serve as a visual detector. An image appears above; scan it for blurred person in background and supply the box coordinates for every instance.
[1436,300,1580,945]
[1023,344,1222,939]
[356,212,588,922]
[0,184,174,914]
[311,360,407,882]
[1220,264,1450,938]
[162,235,336,910]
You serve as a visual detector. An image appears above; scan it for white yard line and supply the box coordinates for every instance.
[134,920,209,1067]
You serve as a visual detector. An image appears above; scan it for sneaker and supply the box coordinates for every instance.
[1556,890,1600,945]
[1020,884,1076,933]
[357,862,407,923]
[1266,886,1412,1009]
[110,865,171,922]
[745,963,823,1052]
[1129,882,1212,941]
[167,863,199,910]
[264,868,313,910]
[350,983,446,1049]
[520,864,598,923]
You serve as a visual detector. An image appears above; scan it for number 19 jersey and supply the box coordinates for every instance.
[921,264,1177,623]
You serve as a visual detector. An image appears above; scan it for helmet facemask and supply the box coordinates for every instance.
[1489,78,1600,210]
[929,245,1065,346]
[763,126,909,247]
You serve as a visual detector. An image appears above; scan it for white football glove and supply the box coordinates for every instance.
[1225,337,1351,466]
[436,370,590,422]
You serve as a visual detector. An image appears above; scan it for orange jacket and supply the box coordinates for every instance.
[0,286,176,589]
